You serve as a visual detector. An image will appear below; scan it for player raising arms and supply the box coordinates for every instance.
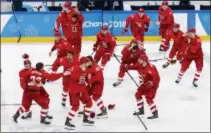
[175,28,203,87]
[51,47,79,107]
[54,2,84,56]
[122,8,150,47]
[162,23,186,68]
[113,39,146,87]
[12,62,64,125]
[127,54,160,119]
[93,25,116,70]
[64,57,94,130]
[156,1,174,52]
[49,31,73,72]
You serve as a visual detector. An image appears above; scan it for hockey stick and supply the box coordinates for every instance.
[134,112,148,131]
[113,54,139,87]
[12,3,22,43]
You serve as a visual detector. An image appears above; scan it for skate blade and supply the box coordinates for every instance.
[64,125,75,130]
[77,114,83,117]
[97,115,108,119]
[83,123,95,126]
[10,118,18,124]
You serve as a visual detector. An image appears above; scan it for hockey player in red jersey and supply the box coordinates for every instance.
[12,62,63,125]
[64,57,94,130]
[162,23,186,68]
[127,54,160,119]
[175,28,203,87]
[113,39,147,87]
[49,31,74,72]
[54,1,84,56]
[51,47,79,107]
[93,25,116,69]
[17,56,33,120]
[80,56,108,118]
[122,8,150,46]
[156,1,174,51]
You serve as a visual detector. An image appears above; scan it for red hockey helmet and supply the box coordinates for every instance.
[80,57,89,64]
[24,59,31,67]
[162,1,168,6]
[138,8,144,13]
[64,1,72,9]
[54,31,61,37]
[22,53,29,59]
[188,28,196,33]
[101,25,108,30]
[139,54,149,62]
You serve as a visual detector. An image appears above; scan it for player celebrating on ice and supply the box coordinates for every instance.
[54,1,84,56]
[175,28,203,87]
[78,56,108,118]
[127,54,160,119]
[49,31,74,72]
[93,25,116,70]
[13,62,64,125]
[51,47,79,107]
[156,1,174,52]
[162,23,186,68]
[64,57,95,130]
[113,39,146,87]
[122,8,150,47]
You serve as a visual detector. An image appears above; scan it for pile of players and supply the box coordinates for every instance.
[12,0,204,130]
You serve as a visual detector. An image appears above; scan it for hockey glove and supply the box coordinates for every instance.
[122,28,128,34]
[144,81,153,88]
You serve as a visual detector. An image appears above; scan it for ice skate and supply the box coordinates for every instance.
[78,111,84,117]
[46,114,53,120]
[170,60,177,65]
[12,111,20,123]
[64,117,75,130]
[40,116,51,125]
[83,114,94,126]
[175,78,181,84]
[113,80,122,87]
[61,98,66,107]
[133,107,144,116]
[162,62,170,68]
[147,110,159,119]
[97,108,108,119]
[193,79,198,87]
[21,111,32,119]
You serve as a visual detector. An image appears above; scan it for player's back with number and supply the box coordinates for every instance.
[26,68,46,91]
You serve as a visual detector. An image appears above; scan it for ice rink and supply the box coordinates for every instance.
[1,41,210,132]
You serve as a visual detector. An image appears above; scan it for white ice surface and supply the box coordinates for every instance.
[1,41,210,132]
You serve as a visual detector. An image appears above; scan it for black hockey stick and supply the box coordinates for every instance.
[113,54,139,87]
[12,3,22,43]
[134,112,148,131]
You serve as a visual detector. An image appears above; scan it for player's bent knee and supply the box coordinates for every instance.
[72,106,79,112]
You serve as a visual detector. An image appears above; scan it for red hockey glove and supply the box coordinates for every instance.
[122,28,128,34]
[144,81,153,88]
[53,28,59,33]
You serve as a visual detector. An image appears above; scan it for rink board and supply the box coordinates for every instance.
[1,35,210,43]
